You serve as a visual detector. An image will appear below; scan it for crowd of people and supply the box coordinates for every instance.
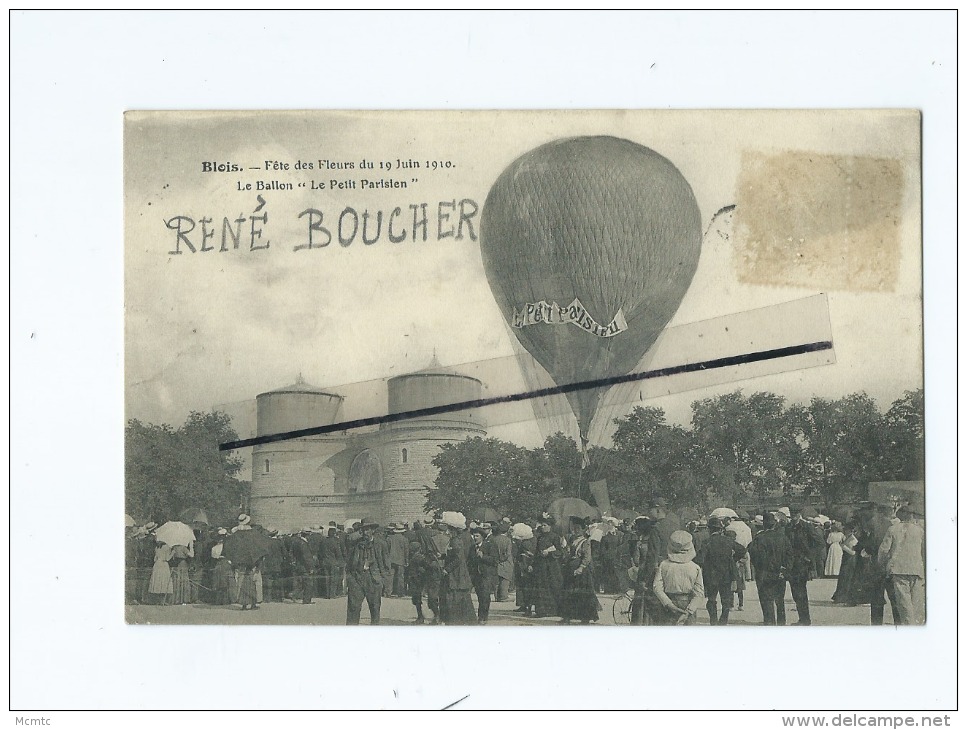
[126,497,926,626]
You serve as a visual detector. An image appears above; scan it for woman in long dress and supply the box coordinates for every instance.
[832,523,858,603]
[560,517,600,624]
[511,524,537,616]
[147,541,174,605]
[210,530,234,605]
[531,517,563,618]
[825,522,845,577]
[440,512,476,625]
[169,543,193,605]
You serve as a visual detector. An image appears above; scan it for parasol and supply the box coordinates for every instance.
[468,505,502,523]
[125,514,136,528]
[546,497,600,528]
[710,507,739,519]
[154,521,196,547]
[222,528,273,569]
[178,507,210,526]
[726,519,753,547]
[801,505,819,519]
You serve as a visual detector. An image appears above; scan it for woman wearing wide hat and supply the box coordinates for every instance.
[560,516,600,624]
[531,514,564,618]
[440,512,476,625]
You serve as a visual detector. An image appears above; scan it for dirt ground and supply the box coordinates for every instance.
[126,577,897,627]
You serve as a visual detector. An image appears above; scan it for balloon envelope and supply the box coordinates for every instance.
[481,136,702,439]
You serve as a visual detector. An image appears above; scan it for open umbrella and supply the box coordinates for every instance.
[801,505,819,519]
[178,507,210,526]
[125,514,136,528]
[546,497,600,527]
[710,507,739,520]
[609,507,637,520]
[154,521,195,547]
[468,505,501,523]
[222,528,273,569]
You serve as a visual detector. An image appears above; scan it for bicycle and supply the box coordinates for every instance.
[612,589,636,624]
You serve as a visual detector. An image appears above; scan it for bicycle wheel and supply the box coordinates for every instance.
[612,593,633,624]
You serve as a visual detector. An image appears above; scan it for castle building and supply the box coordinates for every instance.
[248,361,486,532]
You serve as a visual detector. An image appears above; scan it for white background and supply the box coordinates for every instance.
[8,10,958,714]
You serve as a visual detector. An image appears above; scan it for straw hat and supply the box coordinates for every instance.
[441,511,467,530]
[237,514,251,526]
[667,531,696,563]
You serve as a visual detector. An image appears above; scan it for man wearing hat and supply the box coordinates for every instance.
[877,505,925,625]
[629,515,663,625]
[748,512,792,625]
[330,521,348,596]
[469,523,500,624]
[492,521,514,602]
[646,497,683,562]
[293,528,318,604]
[386,523,410,598]
[783,505,826,625]
[695,516,746,626]
[262,530,285,603]
[346,520,390,625]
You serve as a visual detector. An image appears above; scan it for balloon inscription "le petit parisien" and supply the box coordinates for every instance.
[480,135,704,447]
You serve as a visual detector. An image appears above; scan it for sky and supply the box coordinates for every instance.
[124,110,922,451]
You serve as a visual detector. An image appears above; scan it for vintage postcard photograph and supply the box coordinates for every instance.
[124,109,923,629]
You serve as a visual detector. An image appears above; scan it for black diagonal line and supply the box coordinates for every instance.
[440,694,470,710]
[219,340,833,451]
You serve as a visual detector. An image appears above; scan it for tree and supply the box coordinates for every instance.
[125,410,246,524]
[427,436,564,519]
[541,432,584,498]
[595,406,703,512]
[880,388,925,480]
[794,393,885,508]
[690,391,804,502]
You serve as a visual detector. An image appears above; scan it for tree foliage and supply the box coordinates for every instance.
[590,406,702,513]
[426,436,566,519]
[880,389,925,480]
[793,393,886,505]
[427,389,925,516]
[125,410,246,524]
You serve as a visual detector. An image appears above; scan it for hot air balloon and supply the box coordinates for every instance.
[480,136,702,454]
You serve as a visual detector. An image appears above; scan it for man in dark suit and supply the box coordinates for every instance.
[317,529,339,599]
[292,528,317,604]
[748,512,792,625]
[783,505,826,625]
[346,520,390,625]
[492,521,514,601]
[695,516,747,625]
[386,524,410,598]
[469,523,500,624]
[332,522,348,596]
[646,497,682,560]
[262,531,285,602]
